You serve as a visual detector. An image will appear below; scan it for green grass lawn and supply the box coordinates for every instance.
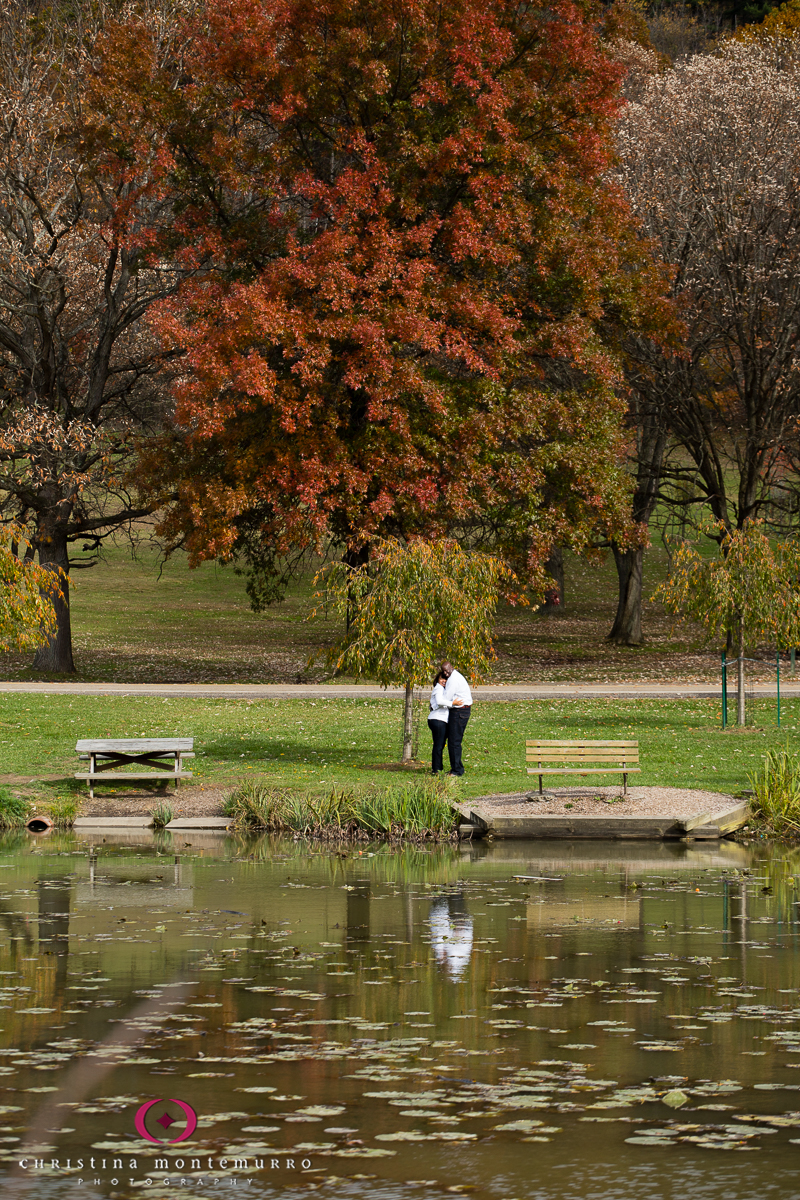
[1,693,796,807]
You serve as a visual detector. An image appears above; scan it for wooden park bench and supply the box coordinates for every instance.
[526,739,640,797]
[75,738,194,799]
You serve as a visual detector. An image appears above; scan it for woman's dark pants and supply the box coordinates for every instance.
[429,718,448,774]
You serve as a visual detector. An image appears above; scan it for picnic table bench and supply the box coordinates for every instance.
[75,738,194,798]
[527,739,640,797]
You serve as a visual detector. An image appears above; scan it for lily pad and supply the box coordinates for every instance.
[625,1136,674,1146]
[296,1106,346,1117]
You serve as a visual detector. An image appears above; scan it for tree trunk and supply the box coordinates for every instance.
[402,682,414,762]
[608,544,645,645]
[343,542,370,632]
[540,547,564,613]
[737,613,746,727]
[606,403,667,645]
[32,531,75,674]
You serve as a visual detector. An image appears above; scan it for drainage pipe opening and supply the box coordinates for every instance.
[26,817,54,834]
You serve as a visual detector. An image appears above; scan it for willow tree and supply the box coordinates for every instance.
[313,539,510,761]
[656,522,800,726]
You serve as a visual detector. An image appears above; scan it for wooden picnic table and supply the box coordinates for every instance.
[75,738,194,798]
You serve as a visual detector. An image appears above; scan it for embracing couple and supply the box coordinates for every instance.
[428,661,473,777]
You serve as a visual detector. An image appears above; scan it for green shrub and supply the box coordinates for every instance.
[224,778,457,840]
[748,749,800,835]
[44,795,78,828]
[151,802,175,829]
[0,788,30,829]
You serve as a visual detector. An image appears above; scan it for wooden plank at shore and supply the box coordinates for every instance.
[712,803,750,833]
[452,802,488,830]
[679,802,749,835]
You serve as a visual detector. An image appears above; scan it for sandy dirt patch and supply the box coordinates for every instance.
[61,784,228,818]
[466,785,740,818]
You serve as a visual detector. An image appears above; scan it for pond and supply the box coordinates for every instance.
[0,830,798,1200]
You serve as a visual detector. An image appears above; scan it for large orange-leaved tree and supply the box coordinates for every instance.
[102,0,672,600]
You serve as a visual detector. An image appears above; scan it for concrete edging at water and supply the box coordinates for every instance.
[455,797,750,842]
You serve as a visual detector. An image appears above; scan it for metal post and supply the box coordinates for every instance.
[721,651,727,730]
[792,647,796,676]
[777,650,781,728]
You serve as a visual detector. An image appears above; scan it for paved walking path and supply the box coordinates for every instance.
[0,680,795,700]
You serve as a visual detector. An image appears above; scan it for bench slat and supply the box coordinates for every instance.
[527,751,640,760]
[74,772,193,781]
[526,740,638,747]
[527,756,639,763]
[527,760,639,766]
[527,767,642,775]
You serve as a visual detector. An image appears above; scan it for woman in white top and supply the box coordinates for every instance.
[428,671,450,775]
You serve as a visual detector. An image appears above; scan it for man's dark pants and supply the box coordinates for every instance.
[428,718,448,774]
[447,706,471,775]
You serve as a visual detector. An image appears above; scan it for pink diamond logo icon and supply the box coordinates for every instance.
[135,1098,198,1144]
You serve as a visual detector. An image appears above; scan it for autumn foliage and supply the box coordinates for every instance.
[314,540,508,690]
[0,1,187,671]
[617,33,800,534]
[110,0,669,594]
[0,529,59,653]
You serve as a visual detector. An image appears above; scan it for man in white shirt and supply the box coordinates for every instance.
[441,662,473,777]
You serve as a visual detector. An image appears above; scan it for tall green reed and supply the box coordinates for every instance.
[748,748,800,836]
[224,778,457,840]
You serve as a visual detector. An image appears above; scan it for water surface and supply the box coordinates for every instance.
[0,831,797,1199]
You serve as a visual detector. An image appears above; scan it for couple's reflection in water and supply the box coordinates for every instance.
[428,890,473,979]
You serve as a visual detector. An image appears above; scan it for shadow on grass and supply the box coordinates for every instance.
[199,737,391,768]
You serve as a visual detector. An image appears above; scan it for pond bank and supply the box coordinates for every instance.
[23,782,752,843]
[458,786,749,840]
